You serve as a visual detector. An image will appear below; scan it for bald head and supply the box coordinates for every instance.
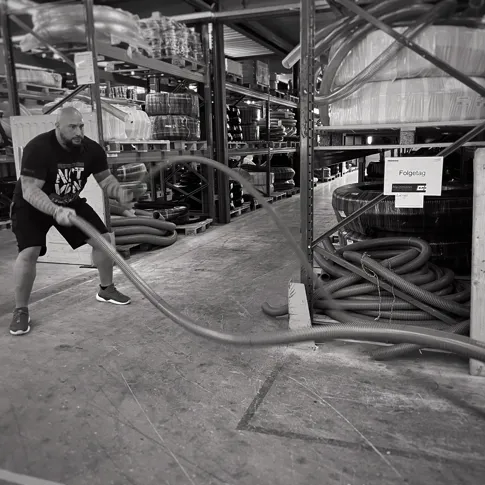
[55,107,85,149]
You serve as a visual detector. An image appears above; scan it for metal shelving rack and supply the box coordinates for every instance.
[299,0,485,376]
[0,0,216,220]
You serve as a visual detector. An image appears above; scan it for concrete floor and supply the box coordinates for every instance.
[1,172,485,485]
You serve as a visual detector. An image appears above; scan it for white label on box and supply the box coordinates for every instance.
[394,193,424,208]
[74,51,96,85]
[384,157,443,196]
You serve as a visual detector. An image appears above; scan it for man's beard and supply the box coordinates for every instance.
[61,134,83,151]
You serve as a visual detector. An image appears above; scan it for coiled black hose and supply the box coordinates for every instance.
[111,216,178,248]
[67,155,485,365]
[309,236,472,359]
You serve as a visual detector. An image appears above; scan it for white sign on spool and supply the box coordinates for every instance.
[384,157,443,196]
[74,51,95,85]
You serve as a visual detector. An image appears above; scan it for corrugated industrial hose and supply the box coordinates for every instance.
[68,155,485,364]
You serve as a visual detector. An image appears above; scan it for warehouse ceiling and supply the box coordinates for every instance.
[5,0,338,63]
[7,0,462,66]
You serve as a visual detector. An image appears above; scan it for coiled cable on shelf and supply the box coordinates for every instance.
[68,155,485,363]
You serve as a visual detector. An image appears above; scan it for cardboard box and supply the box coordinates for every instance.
[241,60,270,86]
[225,58,243,78]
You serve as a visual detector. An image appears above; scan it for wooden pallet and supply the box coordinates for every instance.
[243,83,270,93]
[0,219,12,231]
[230,201,252,217]
[271,192,287,202]
[116,242,153,259]
[284,187,300,197]
[176,218,213,236]
[14,82,64,94]
[158,56,206,73]
[270,90,298,102]
[169,140,208,152]
[228,141,249,150]
[226,74,243,85]
[244,141,288,149]
[106,140,171,154]
[253,196,274,209]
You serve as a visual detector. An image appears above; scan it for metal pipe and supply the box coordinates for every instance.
[334,0,485,98]
[171,0,330,22]
[266,98,271,197]
[9,14,76,69]
[200,23,216,220]
[300,0,316,303]
[0,0,20,116]
[84,0,110,232]
[213,19,230,223]
[83,0,104,145]
[44,85,88,115]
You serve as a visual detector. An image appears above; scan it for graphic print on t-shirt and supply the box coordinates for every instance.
[50,163,86,205]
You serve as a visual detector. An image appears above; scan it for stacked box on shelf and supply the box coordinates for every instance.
[139,12,203,63]
[227,106,243,142]
[239,106,260,141]
[146,92,200,141]
[241,60,270,87]
[225,59,243,79]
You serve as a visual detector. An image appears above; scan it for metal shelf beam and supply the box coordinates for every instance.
[316,119,485,132]
[226,82,298,108]
[315,142,485,151]
[95,42,205,83]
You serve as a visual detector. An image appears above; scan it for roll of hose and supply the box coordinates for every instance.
[111,216,177,248]
[111,216,176,232]
[116,163,148,183]
[115,233,177,247]
[114,225,168,237]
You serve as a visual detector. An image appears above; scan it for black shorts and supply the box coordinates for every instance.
[11,198,108,257]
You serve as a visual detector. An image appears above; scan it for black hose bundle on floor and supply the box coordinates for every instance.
[263,235,471,361]
[111,215,178,249]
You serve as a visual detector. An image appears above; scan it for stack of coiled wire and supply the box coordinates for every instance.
[312,236,470,361]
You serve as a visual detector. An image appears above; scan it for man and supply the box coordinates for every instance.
[9,107,132,336]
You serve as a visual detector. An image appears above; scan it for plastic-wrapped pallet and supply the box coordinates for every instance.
[16,69,63,88]
[328,77,485,126]
[150,115,200,141]
[42,100,127,141]
[331,26,485,86]
[117,106,152,140]
[139,13,203,62]
[145,93,199,118]
[19,5,151,55]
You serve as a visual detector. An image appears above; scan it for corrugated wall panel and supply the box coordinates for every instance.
[223,26,274,58]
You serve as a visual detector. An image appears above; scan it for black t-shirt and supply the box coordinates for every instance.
[13,129,108,208]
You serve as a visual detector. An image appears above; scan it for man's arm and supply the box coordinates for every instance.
[93,169,132,203]
[21,175,59,217]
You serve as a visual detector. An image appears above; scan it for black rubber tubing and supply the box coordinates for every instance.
[110,216,176,232]
[115,233,177,247]
[370,320,471,361]
[67,155,485,363]
[114,226,168,237]
[343,251,469,318]
[319,246,458,325]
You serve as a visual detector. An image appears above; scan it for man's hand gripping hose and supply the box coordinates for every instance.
[67,155,485,362]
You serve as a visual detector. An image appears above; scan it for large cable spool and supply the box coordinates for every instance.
[332,182,473,236]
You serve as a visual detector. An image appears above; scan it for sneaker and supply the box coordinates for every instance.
[10,307,31,336]
[96,284,131,305]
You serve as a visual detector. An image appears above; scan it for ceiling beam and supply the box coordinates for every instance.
[181,0,293,56]
[229,23,290,57]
